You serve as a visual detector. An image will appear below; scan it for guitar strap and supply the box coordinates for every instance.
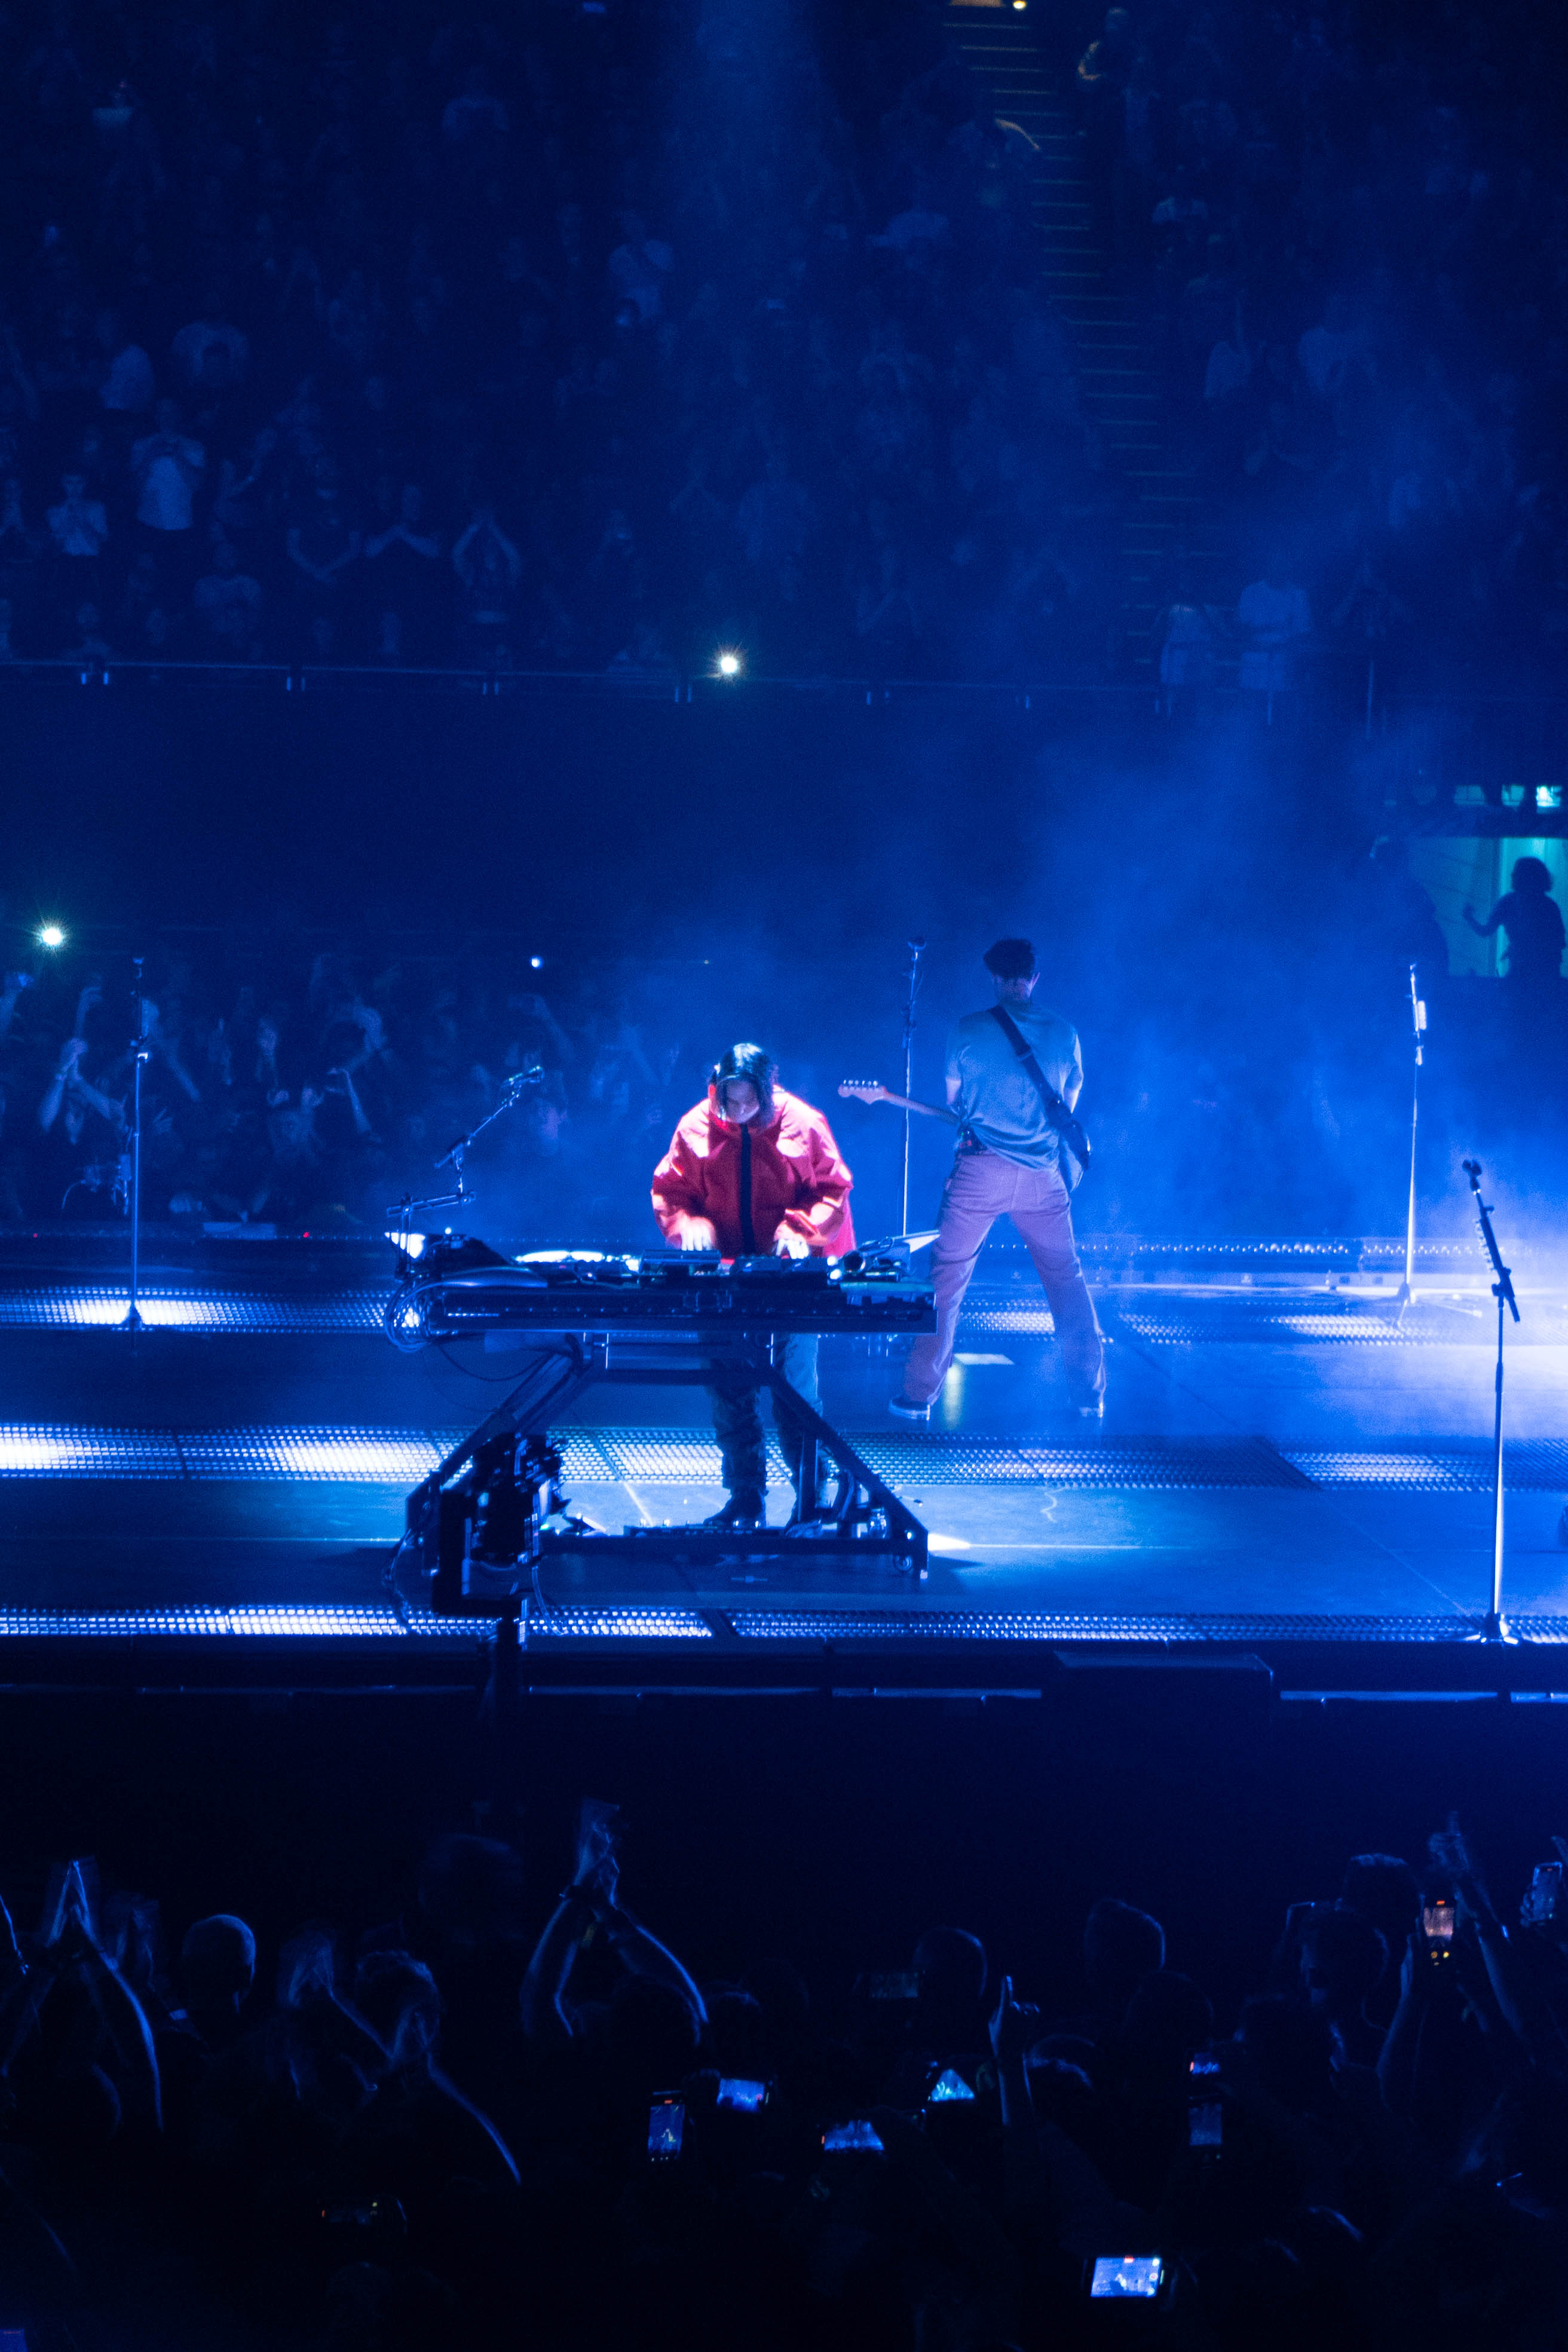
[987,1006,1091,1188]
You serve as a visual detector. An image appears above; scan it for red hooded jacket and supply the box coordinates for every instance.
[651,1088,855,1258]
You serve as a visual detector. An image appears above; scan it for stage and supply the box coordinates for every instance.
[0,1233,1563,1700]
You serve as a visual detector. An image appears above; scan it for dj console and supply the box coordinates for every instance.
[384,1235,937,1613]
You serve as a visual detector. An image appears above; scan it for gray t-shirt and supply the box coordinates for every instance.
[945,1003,1083,1171]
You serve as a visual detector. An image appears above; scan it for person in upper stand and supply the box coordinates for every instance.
[651,1044,854,1530]
[1465,856,1566,987]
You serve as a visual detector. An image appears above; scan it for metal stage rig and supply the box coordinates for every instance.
[384,1234,938,1611]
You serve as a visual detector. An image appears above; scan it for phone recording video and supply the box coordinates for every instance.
[1188,2102,1223,2149]
[1423,1895,1456,1959]
[716,2077,768,2112]
[647,2096,685,2162]
[1089,2256,1163,2300]
[1521,1863,1563,1929]
[822,2119,884,2153]
[926,2066,976,2105]
[869,1971,919,2001]
[1189,2051,1220,2079]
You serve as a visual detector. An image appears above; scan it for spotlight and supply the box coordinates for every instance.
[715,651,742,679]
[529,954,544,969]
[37,924,66,950]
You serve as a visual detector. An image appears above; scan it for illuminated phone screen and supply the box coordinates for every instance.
[647,2097,685,2161]
[823,2119,883,2152]
[1090,2255,1163,2299]
[1189,2102,1223,2148]
[716,2077,767,2112]
[1423,1900,1456,1942]
[869,1972,918,2001]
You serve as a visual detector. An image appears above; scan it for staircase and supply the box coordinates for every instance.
[944,1,1219,673]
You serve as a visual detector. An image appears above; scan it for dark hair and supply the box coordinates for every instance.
[1084,1897,1166,1990]
[1511,856,1552,896]
[982,938,1037,981]
[1300,1906,1387,2000]
[712,1043,776,1123]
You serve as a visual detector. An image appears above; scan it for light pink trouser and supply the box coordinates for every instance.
[902,1149,1105,1407]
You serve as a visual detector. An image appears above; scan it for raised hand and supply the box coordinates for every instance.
[988,1972,1040,2066]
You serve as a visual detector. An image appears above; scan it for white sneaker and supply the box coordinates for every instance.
[888,1394,932,1422]
[1073,1399,1105,1420]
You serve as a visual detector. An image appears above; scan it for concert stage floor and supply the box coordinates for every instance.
[1,1249,1565,1693]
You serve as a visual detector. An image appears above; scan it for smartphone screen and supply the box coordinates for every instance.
[1090,2256,1163,2299]
[647,2096,685,2161]
[869,1972,918,2001]
[1423,1898,1456,1942]
[927,2067,976,2104]
[716,2077,768,2112]
[823,2119,884,2152]
[1188,2102,1223,2149]
[1522,1864,1562,1927]
[1189,2052,1220,2080]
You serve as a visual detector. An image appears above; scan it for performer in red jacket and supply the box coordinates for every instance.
[652,1043,855,1529]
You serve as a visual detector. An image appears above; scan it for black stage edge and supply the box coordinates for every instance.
[2,1607,1567,1700]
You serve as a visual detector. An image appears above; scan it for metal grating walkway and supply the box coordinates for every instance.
[731,1611,1568,1645]
[0,1288,387,1331]
[1117,1303,1568,1346]
[0,1604,1561,1646]
[0,1425,1561,1492]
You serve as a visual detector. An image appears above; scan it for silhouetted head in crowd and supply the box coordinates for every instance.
[1299,1906,1386,2023]
[1340,1852,1419,1967]
[706,1987,771,2080]
[417,1832,527,1952]
[355,1950,443,2068]
[1121,1968,1214,2079]
[1511,856,1552,898]
[1083,1897,1165,2024]
[1237,1992,1335,2115]
[180,1911,256,2044]
[607,1973,703,2091]
[743,1955,810,2052]
[909,1925,989,2051]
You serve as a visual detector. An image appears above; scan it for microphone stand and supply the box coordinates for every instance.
[1462,1159,1519,1644]
[390,1067,543,1234]
[1395,962,1426,1324]
[900,939,926,1238]
[122,957,151,1332]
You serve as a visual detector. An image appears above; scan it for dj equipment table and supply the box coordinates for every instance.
[385,1241,937,1610]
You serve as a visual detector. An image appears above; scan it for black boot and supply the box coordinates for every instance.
[703,1491,764,1531]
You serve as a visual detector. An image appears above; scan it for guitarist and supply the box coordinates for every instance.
[884,938,1105,1422]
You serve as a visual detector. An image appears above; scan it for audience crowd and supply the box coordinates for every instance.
[1100,0,1568,698]
[2,1807,1564,2347]
[0,0,1118,682]
[0,866,1563,1244]
[0,935,701,1237]
[0,0,1560,688]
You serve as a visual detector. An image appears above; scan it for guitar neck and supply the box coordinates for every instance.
[881,1090,957,1124]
